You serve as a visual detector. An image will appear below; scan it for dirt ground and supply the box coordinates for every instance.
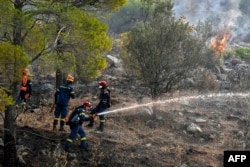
[2,90,249,167]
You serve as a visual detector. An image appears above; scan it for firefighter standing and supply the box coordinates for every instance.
[16,68,32,104]
[53,74,75,131]
[87,80,111,131]
[64,101,92,152]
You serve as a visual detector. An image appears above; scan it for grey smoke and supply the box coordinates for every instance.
[173,0,250,43]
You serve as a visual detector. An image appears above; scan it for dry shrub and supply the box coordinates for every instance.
[199,70,217,90]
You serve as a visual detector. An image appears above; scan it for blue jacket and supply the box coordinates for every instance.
[67,105,90,128]
[98,89,111,109]
[55,82,75,105]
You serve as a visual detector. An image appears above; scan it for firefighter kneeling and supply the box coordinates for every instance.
[64,101,92,153]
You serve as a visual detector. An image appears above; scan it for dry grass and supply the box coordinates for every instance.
[1,91,250,167]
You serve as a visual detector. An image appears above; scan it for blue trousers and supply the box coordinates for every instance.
[65,126,87,149]
[53,104,68,127]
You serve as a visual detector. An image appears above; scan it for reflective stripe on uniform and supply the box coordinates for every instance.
[100,120,105,123]
[79,113,84,116]
[80,137,86,141]
[60,118,65,122]
[60,86,68,89]
[67,138,73,143]
[54,117,60,121]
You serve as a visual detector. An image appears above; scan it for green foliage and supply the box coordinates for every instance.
[77,54,107,82]
[103,0,128,11]
[0,88,13,111]
[121,0,206,98]
[0,1,15,24]
[0,42,28,111]
[194,20,215,42]
[193,20,220,70]
[120,32,141,76]
[0,42,30,83]
[235,48,250,60]
[107,0,142,33]
[31,4,113,81]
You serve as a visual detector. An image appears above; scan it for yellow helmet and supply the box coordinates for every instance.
[66,74,74,82]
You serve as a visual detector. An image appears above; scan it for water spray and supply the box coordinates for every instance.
[98,92,250,116]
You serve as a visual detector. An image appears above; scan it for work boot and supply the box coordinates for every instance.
[65,141,73,152]
[65,147,74,153]
[79,143,89,151]
[97,122,104,131]
[53,120,58,131]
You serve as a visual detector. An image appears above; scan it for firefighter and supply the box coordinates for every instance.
[16,68,32,105]
[87,80,111,131]
[53,74,75,131]
[64,101,92,152]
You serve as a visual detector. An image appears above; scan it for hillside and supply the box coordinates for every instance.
[0,89,249,167]
[1,52,250,167]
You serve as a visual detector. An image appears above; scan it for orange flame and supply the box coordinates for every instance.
[211,33,230,56]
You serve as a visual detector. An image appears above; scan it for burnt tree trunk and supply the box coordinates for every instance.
[3,1,24,166]
[4,106,17,167]
[56,69,63,89]
[56,69,67,89]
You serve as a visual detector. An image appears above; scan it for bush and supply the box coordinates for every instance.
[235,48,250,61]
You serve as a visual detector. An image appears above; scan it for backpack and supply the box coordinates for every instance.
[65,107,77,125]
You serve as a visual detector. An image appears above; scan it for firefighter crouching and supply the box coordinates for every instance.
[87,80,111,131]
[64,101,93,152]
[53,74,75,131]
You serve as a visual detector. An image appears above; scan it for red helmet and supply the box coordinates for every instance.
[82,101,92,107]
[99,80,108,89]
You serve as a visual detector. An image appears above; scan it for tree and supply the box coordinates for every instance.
[0,0,126,166]
[30,3,114,85]
[121,0,205,99]
[107,0,143,34]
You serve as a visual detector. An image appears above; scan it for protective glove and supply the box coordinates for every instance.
[89,115,94,122]
[25,93,30,99]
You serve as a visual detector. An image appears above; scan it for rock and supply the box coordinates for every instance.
[30,108,41,113]
[195,118,207,123]
[106,54,121,64]
[187,123,202,133]
[237,131,244,138]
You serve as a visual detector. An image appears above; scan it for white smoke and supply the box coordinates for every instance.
[173,0,249,43]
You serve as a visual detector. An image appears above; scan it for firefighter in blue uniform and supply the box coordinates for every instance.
[53,74,75,131]
[87,80,110,131]
[64,101,92,152]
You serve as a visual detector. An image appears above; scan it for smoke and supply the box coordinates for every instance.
[172,0,249,43]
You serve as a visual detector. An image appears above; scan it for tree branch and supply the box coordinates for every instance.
[31,26,66,63]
